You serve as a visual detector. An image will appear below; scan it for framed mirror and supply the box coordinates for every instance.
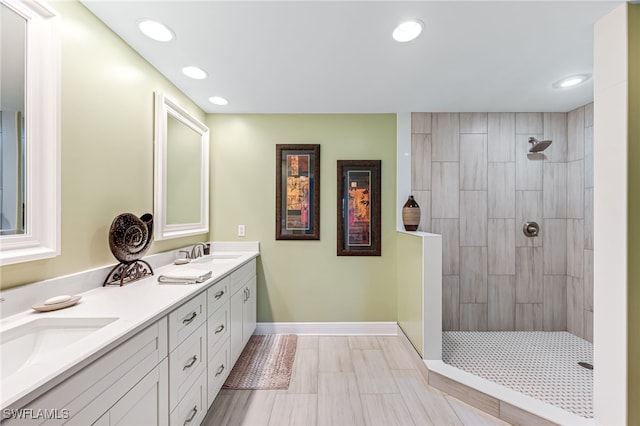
[0,0,60,265]
[154,92,209,240]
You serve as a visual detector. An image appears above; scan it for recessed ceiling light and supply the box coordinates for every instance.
[209,96,228,106]
[393,20,423,42]
[138,19,174,42]
[182,66,207,80]
[553,74,591,89]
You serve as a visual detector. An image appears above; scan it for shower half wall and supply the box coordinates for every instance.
[410,108,593,340]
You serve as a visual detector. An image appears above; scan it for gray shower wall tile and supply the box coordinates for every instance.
[585,103,594,128]
[432,219,460,275]
[567,277,584,338]
[515,191,543,247]
[585,188,594,250]
[543,112,568,163]
[442,276,460,331]
[460,191,487,246]
[515,113,543,134]
[411,134,431,191]
[487,113,515,162]
[515,247,544,303]
[460,134,488,190]
[543,162,567,218]
[488,275,516,331]
[460,247,488,303]
[488,219,515,275]
[432,113,460,161]
[584,310,593,343]
[411,112,431,134]
[567,160,584,219]
[567,219,584,278]
[543,276,567,331]
[543,219,567,275]
[567,107,585,161]
[488,162,515,218]
[585,126,594,189]
[460,113,488,134]
[432,162,459,218]
[412,190,431,233]
[515,134,544,190]
[460,303,488,331]
[584,249,594,312]
[515,303,543,331]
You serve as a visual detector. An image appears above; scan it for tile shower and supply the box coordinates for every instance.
[411,108,594,417]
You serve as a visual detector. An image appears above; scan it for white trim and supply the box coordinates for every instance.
[593,4,628,424]
[254,322,399,335]
[0,0,60,265]
[153,91,209,241]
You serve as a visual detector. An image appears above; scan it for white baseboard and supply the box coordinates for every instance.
[255,322,399,335]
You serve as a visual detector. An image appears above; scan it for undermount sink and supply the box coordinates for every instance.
[0,317,118,380]
[191,253,243,264]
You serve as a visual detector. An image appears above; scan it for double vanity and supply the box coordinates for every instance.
[0,244,259,425]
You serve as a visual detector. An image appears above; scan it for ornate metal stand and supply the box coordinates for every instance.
[103,260,154,287]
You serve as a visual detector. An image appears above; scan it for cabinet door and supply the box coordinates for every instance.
[242,278,257,345]
[229,288,244,365]
[109,359,169,426]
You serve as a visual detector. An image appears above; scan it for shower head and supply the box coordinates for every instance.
[528,137,552,153]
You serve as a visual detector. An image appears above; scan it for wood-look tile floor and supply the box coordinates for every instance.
[202,335,510,426]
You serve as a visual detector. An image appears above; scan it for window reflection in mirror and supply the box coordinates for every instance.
[0,3,26,236]
[166,114,202,225]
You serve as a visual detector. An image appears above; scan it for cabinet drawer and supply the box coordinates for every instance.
[230,259,256,294]
[169,323,206,410]
[170,371,206,426]
[207,304,229,355]
[168,292,206,350]
[207,340,229,406]
[207,276,229,316]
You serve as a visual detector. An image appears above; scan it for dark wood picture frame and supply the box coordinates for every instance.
[276,144,320,240]
[337,160,381,256]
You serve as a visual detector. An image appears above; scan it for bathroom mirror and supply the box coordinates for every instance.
[0,0,60,265]
[154,91,209,240]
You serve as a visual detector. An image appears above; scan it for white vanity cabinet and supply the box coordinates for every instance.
[167,293,207,426]
[206,277,230,405]
[229,259,256,364]
[4,319,169,426]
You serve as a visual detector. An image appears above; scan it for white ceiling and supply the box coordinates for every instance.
[81,1,623,114]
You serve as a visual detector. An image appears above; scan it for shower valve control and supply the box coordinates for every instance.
[523,221,540,237]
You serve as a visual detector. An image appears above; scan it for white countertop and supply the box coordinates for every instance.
[0,248,259,410]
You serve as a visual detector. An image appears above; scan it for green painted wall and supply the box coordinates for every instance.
[0,0,208,290]
[628,4,640,423]
[397,232,423,356]
[207,114,397,322]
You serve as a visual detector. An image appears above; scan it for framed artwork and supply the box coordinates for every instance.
[337,160,381,256]
[276,144,320,240]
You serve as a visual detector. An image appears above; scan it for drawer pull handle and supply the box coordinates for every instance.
[183,355,198,370]
[215,324,225,334]
[214,290,225,300]
[182,312,197,324]
[215,364,225,377]
[183,406,198,426]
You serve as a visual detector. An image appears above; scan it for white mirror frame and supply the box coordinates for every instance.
[0,0,60,266]
[154,91,209,240]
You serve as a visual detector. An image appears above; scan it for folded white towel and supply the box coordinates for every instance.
[158,269,212,284]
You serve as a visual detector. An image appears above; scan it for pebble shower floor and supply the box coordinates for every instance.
[442,331,593,418]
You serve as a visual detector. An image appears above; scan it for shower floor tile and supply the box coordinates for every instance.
[442,331,593,418]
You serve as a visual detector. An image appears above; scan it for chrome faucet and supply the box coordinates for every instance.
[190,242,208,259]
